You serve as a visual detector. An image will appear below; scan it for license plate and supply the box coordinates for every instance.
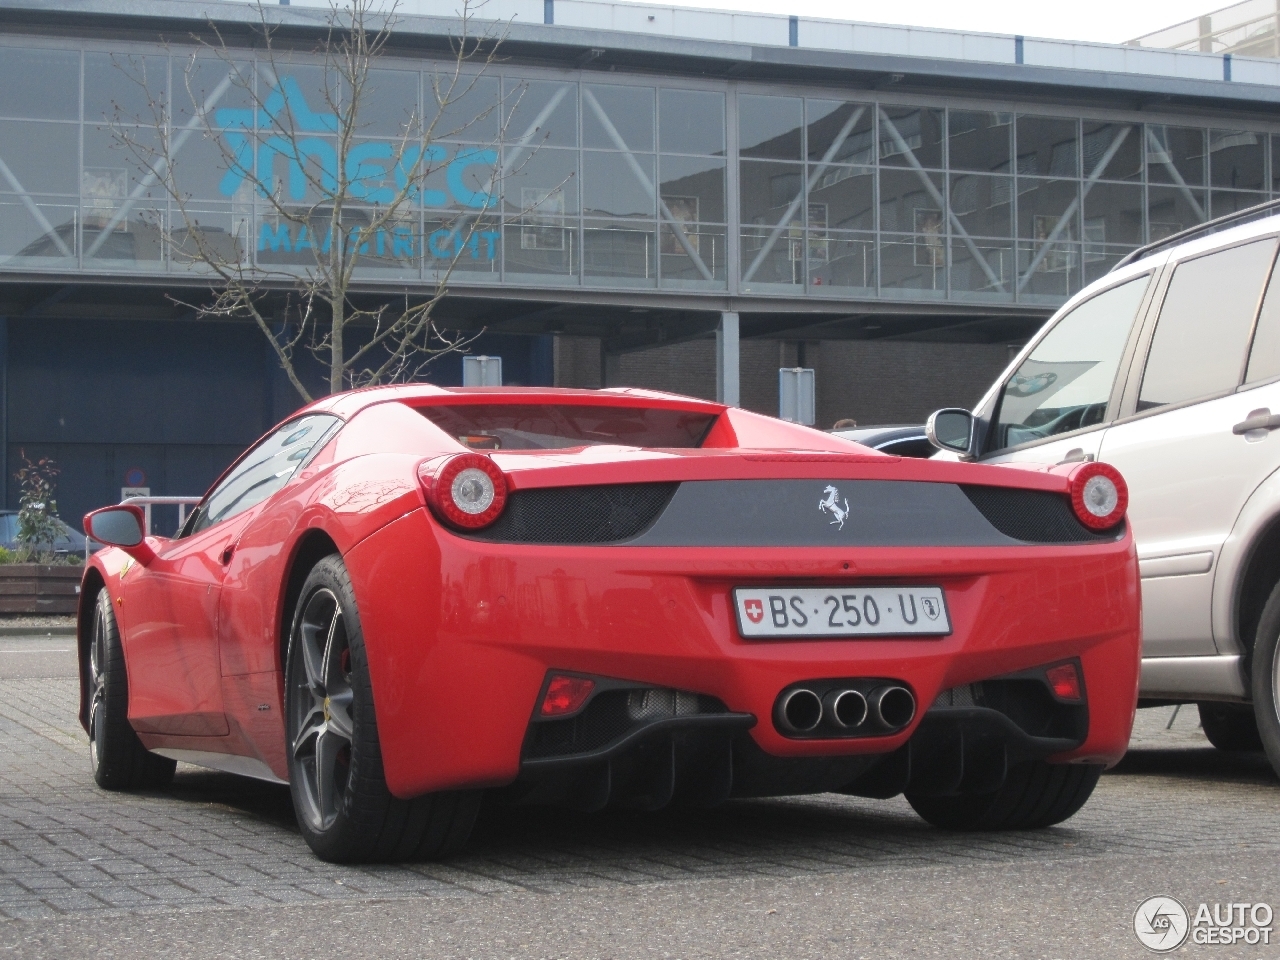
[733,586,951,639]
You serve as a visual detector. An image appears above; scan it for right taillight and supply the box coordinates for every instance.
[1068,461,1128,530]
[420,453,508,530]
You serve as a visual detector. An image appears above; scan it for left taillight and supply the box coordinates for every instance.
[420,453,508,530]
[1067,461,1128,531]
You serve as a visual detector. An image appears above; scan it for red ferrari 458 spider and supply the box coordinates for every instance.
[78,386,1140,862]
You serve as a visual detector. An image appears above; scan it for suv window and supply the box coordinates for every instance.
[1245,254,1280,384]
[1138,239,1277,411]
[188,414,341,535]
[992,274,1149,451]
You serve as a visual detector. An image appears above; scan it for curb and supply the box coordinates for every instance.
[0,625,76,637]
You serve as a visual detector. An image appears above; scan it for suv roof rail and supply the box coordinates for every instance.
[1112,198,1280,273]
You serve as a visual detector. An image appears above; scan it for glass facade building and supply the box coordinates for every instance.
[4,36,1280,313]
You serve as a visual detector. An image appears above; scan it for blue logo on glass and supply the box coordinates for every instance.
[217,77,499,261]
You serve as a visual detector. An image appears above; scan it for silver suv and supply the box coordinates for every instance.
[926,201,1280,779]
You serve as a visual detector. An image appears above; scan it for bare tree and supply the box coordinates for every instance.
[108,0,533,401]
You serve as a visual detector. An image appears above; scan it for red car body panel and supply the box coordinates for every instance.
[77,386,1142,799]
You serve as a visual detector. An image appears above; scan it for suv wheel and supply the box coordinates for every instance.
[1198,702,1263,752]
[1252,580,1280,780]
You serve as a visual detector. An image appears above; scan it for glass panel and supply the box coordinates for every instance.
[584,219,656,286]
[951,239,1014,300]
[1083,182,1143,247]
[425,214,500,277]
[806,101,874,164]
[85,52,166,125]
[348,210,422,275]
[174,58,255,127]
[878,105,943,169]
[83,125,167,206]
[355,69,420,137]
[880,233,945,296]
[810,165,873,232]
[1210,190,1267,218]
[741,225,803,287]
[503,147,578,215]
[1082,121,1142,182]
[583,83,654,152]
[422,145,498,212]
[170,130,250,203]
[429,74,499,143]
[1210,130,1265,191]
[0,47,79,120]
[659,89,725,156]
[1084,244,1138,285]
[1016,115,1078,178]
[879,169,942,234]
[1017,240,1080,301]
[0,196,77,265]
[1273,135,1280,194]
[172,206,249,269]
[949,173,1012,238]
[1139,240,1277,409]
[739,95,802,160]
[418,404,716,449]
[583,151,655,218]
[1148,185,1208,241]
[658,156,725,224]
[1018,178,1077,241]
[0,120,78,195]
[740,160,801,227]
[992,275,1151,450]
[83,209,166,266]
[1246,254,1280,384]
[949,110,1011,174]
[503,79,577,147]
[807,230,874,292]
[1146,125,1206,187]
[660,224,725,287]
[504,209,577,281]
[250,134,340,204]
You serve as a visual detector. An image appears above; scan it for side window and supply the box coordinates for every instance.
[1245,254,1280,385]
[189,414,341,535]
[992,274,1150,451]
[1138,239,1277,411]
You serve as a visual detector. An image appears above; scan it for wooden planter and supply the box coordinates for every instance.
[0,564,82,614]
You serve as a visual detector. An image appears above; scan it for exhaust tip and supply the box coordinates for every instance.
[869,685,916,730]
[776,688,822,733]
[822,689,868,729]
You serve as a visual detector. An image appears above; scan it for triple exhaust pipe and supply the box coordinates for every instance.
[775,684,916,736]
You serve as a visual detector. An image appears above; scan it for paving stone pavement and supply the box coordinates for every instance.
[0,669,1275,927]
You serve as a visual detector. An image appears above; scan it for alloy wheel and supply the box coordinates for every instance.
[88,604,107,770]
[290,588,355,831]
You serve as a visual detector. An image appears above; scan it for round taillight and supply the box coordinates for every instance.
[424,454,508,530]
[1068,461,1128,530]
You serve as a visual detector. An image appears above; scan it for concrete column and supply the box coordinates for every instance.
[716,312,740,407]
[0,317,7,509]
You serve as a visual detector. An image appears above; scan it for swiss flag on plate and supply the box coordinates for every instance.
[744,599,764,624]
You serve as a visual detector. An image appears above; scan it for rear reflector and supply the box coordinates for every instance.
[540,675,596,717]
[1045,662,1083,702]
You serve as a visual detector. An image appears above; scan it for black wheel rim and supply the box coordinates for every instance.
[289,587,354,832]
[88,601,107,770]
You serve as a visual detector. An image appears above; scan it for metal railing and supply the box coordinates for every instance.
[119,495,203,535]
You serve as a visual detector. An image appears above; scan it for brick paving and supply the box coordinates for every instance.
[0,675,1275,922]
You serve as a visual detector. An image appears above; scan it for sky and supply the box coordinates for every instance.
[633,0,1224,45]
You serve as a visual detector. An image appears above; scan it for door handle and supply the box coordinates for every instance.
[1233,409,1280,435]
[220,543,236,565]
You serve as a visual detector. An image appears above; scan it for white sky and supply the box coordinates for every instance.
[634,0,1222,45]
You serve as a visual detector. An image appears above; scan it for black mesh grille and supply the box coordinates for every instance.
[525,689,729,760]
[467,483,679,544]
[961,485,1119,544]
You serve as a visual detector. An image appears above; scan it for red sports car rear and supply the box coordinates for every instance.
[78,387,1140,862]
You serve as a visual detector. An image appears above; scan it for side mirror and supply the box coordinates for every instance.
[925,408,975,458]
[83,505,154,563]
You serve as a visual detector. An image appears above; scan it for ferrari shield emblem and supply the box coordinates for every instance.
[744,599,764,624]
[921,597,940,620]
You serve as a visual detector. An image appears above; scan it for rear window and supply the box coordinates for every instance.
[417,404,717,450]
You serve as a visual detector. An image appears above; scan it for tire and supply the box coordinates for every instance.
[906,761,1103,831]
[86,588,176,790]
[284,554,480,863]
[1198,702,1263,753]
[1250,579,1280,780]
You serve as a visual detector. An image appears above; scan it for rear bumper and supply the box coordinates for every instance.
[345,507,1141,799]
